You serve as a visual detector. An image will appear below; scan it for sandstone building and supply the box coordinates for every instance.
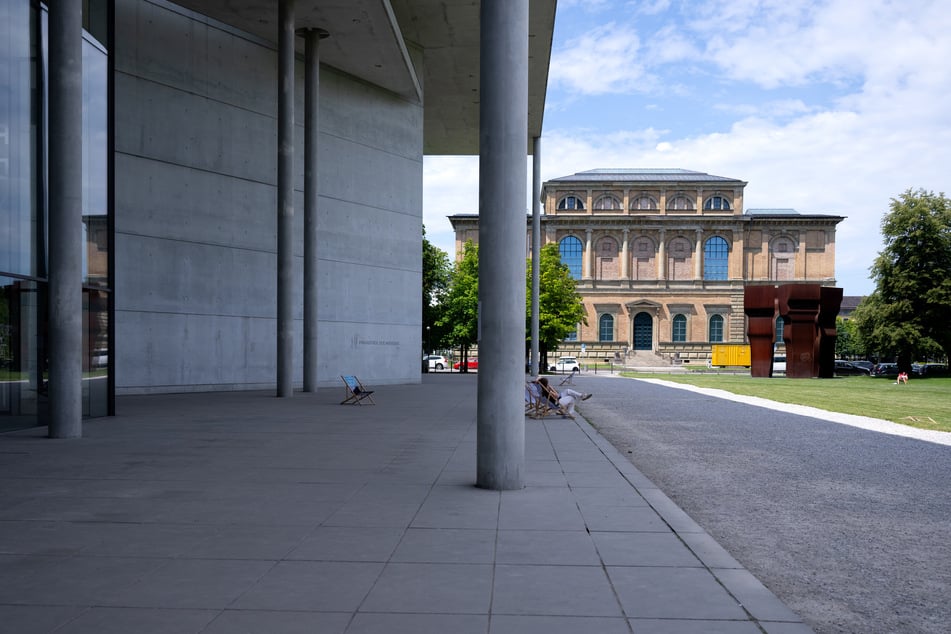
[449,168,845,366]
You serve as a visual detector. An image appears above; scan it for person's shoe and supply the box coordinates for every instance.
[581,393,592,400]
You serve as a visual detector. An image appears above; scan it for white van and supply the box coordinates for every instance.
[773,356,786,374]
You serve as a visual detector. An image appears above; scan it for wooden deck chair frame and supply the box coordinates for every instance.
[340,375,375,405]
[525,381,570,419]
[558,372,575,386]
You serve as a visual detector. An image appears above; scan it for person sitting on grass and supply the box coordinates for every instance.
[534,376,591,419]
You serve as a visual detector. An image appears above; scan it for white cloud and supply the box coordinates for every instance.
[549,22,653,95]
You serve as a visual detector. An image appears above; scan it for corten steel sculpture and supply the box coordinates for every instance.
[744,285,778,378]
[816,287,844,378]
[777,284,823,378]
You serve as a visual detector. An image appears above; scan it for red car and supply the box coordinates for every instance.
[453,358,479,370]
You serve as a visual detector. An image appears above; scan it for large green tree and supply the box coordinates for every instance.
[437,240,479,371]
[852,189,951,372]
[527,243,587,369]
[421,227,452,353]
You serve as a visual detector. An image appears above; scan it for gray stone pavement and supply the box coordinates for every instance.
[0,373,812,634]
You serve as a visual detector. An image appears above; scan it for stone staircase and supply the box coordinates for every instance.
[625,350,673,368]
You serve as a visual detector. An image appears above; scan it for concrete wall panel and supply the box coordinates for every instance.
[114,0,424,394]
[115,154,276,253]
[115,0,277,116]
[115,72,277,183]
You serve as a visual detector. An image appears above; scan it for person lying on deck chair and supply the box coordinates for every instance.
[534,376,592,419]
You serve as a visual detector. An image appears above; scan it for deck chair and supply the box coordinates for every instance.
[558,372,575,386]
[340,375,375,405]
[525,381,570,419]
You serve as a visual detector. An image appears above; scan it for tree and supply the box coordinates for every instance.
[527,243,587,370]
[437,240,479,371]
[421,227,452,354]
[853,189,951,372]
[834,317,864,359]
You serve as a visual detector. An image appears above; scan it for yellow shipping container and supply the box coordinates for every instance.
[710,344,751,367]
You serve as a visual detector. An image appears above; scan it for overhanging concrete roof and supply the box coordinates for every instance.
[168,1,557,155]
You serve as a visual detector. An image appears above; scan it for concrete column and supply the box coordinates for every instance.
[620,228,630,280]
[276,0,295,397]
[530,137,541,376]
[302,27,328,392]
[476,0,528,491]
[48,1,83,438]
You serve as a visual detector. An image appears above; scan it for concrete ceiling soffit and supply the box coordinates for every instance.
[170,0,422,101]
[171,0,557,156]
[391,0,557,155]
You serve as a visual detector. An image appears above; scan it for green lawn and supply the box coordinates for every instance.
[621,372,951,433]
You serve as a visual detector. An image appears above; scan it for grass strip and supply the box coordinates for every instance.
[621,373,951,433]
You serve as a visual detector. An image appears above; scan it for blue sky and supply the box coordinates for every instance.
[422,0,951,296]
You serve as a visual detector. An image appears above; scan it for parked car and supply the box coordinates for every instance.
[849,360,874,373]
[834,360,870,375]
[772,356,786,374]
[913,363,948,377]
[423,355,447,371]
[453,358,479,370]
[871,362,899,377]
[549,356,580,373]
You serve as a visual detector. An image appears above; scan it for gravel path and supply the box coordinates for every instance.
[570,373,951,634]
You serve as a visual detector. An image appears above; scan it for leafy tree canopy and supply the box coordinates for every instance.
[421,226,452,351]
[437,239,479,348]
[853,189,951,368]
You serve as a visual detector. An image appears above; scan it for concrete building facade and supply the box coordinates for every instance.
[0,0,556,433]
[450,168,845,366]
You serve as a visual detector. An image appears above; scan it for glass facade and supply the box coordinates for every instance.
[1,2,111,431]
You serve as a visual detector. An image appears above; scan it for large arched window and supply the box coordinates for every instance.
[599,314,614,342]
[709,314,724,342]
[594,195,622,210]
[559,236,583,279]
[703,236,729,280]
[672,314,687,342]
[703,195,732,211]
[557,195,585,211]
[667,195,694,210]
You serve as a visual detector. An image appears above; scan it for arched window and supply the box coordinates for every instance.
[709,314,724,342]
[630,195,657,210]
[667,195,694,210]
[557,195,585,211]
[703,236,729,280]
[559,236,583,279]
[672,314,687,342]
[599,314,614,342]
[594,195,622,210]
[776,316,785,343]
[703,195,731,211]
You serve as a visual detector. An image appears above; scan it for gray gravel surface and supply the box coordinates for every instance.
[571,374,951,634]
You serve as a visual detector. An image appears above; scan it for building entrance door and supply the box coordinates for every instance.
[633,312,652,350]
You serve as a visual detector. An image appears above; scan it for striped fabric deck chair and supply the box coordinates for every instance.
[340,375,375,405]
